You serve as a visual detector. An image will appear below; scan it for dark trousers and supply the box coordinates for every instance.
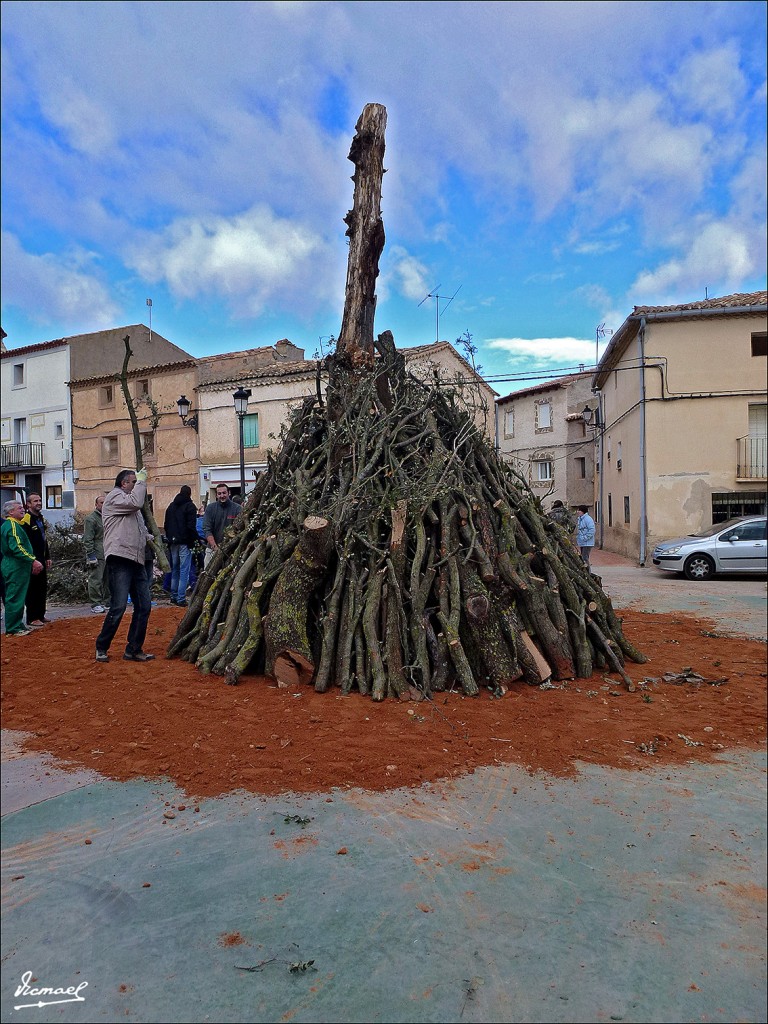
[25,567,48,622]
[96,556,152,656]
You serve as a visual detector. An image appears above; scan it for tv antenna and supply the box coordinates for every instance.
[595,322,612,368]
[146,298,153,343]
[418,284,462,343]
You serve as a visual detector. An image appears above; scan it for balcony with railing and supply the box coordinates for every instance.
[737,435,767,480]
[0,442,46,469]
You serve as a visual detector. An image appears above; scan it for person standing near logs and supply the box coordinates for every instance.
[577,505,596,566]
[94,468,155,663]
[163,485,198,607]
[84,494,110,613]
[202,484,240,568]
[21,493,51,626]
[548,500,576,534]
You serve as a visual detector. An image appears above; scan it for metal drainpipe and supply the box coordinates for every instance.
[598,391,605,549]
[638,316,648,566]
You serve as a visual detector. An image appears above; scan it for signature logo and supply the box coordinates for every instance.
[14,971,88,1010]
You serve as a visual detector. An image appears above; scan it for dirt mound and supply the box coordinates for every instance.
[2,607,765,799]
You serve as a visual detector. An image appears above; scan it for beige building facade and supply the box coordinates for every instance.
[592,291,767,561]
[66,324,197,517]
[495,373,596,512]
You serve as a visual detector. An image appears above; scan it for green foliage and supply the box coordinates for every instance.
[46,521,89,604]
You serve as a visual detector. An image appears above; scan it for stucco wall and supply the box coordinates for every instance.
[497,376,594,509]
[1,345,75,523]
[597,311,767,560]
[71,365,199,519]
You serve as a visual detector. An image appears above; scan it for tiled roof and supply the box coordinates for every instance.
[199,359,317,390]
[1,338,69,359]
[496,371,593,405]
[632,291,767,316]
[68,359,197,387]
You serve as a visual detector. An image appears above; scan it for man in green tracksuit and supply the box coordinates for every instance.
[1,498,44,636]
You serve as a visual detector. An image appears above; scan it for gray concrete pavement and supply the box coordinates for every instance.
[2,566,766,1023]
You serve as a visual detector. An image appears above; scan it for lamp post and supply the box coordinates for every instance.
[233,386,252,500]
[176,395,198,432]
[583,400,604,549]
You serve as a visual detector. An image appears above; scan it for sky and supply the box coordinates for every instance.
[1,0,766,392]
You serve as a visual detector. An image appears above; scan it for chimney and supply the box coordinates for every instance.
[274,339,305,362]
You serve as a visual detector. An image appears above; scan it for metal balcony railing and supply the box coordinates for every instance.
[737,435,767,479]
[0,442,46,469]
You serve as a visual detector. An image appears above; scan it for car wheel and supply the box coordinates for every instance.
[683,553,715,581]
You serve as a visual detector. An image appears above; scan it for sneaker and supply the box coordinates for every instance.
[123,651,156,662]
[92,605,106,614]
[7,628,32,637]
[95,651,110,662]
[174,600,188,608]
[26,622,45,629]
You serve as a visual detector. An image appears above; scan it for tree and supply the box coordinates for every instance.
[118,334,170,572]
[168,103,644,695]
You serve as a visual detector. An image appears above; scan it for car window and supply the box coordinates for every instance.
[721,521,767,542]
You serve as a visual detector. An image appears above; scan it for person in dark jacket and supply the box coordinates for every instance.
[163,485,198,606]
[20,493,51,625]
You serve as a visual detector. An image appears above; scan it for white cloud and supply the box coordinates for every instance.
[672,44,747,119]
[631,220,760,299]
[129,206,328,315]
[385,246,432,302]
[487,336,596,366]
[40,83,116,157]
[0,232,120,327]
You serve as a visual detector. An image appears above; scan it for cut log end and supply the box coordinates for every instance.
[273,651,315,689]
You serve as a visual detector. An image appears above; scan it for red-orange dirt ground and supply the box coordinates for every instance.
[2,606,765,800]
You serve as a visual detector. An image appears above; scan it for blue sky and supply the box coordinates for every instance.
[1,0,766,390]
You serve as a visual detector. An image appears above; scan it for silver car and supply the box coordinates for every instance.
[652,515,767,580]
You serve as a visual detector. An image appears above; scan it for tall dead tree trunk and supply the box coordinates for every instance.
[168,103,645,698]
[336,102,387,365]
[119,334,169,572]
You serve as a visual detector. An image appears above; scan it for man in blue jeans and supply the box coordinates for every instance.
[162,484,197,607]
[95,468,155,663]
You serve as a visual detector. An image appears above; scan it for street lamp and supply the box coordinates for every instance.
[233,386,252,500]
[176,395,199,432]
[582,404,594,426]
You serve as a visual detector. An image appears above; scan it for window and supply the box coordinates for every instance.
[535,401,552,432]
[617,441,623,470]
[135,378,150,397]
[46,485,62,509]
[575,457,586,478]
[141,433,155,457]
[624,496,630,524]
[13,363,25,387]
[99,384,115,408]
[595,500,601,524]
[534,459,553,482]
[54,422,65,439]
[751,332,767,357]
[503,408,514,438]
[711,491,767,522]
[102,435,119,464]
[722,521,767,542]
[608,493,613,526]
[242,413,259,448]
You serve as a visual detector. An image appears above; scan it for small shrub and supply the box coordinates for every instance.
[47,522,89,604]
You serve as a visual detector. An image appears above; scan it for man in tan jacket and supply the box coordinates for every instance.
[94,468,155,663]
